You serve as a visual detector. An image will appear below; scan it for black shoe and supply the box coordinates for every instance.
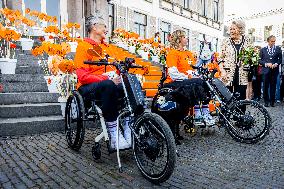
[271,103,275,107]
[175,139,182,145]
[264,103,269,107]
[176,135,184,140]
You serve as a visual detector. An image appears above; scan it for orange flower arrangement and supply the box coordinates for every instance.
[44,25,60,35]
[58,59,76,73]
[62,22,81,42]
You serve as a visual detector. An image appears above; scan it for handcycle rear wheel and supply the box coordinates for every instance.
[65,91,85,151]
[224,100,271,144]
[133,112,176,184]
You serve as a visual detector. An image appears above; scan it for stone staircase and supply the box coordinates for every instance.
[0,53,64,136]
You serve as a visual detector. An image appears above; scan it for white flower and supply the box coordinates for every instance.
[157,96,166,105]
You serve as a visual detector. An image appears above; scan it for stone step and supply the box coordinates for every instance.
[1,74,45,83]
[17,53,38,60]
[2,82,48,92]
[17,58,39,66]
[0,92,59,105]
[15,66,44,74]
[0,103,62,118]
[0,115,65,136]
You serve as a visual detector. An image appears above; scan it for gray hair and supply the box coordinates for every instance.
[85,12,106,34]
[267,35,276,42]
[231,20,246,35]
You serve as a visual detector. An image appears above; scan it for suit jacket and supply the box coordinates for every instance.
[259,46,282,75]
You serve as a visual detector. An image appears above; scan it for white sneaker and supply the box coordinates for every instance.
[123,118,132,145]
[109,130,131,150]
[201,107,215,126]
[203,114,215,126]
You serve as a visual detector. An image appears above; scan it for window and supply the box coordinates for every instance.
[248,28,256,43]
[282,23,284,38]
[264,25,273,41]
[201,0,206,16]
[213,0,219,21]
[183,0,191,9]
[182,28,190,50]
[108,3,114,36]
[160,21,171,45]
[46,0,60,26]
[24,0,41,12]
[134,12,147,39]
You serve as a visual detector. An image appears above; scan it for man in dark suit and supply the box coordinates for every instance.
[259,35,283,107]
[280,41,284,102]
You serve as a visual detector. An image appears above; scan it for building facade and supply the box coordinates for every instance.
[226,8,284,47]
[111,0,224,52]
[5,0,224,52]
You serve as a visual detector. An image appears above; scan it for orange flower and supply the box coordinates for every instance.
[39,36,45,42]
[74,23,80,29]
[47,78,52,85]
[38,13,46,20]
[58,59,76,73]
[25,8,31,14]
[31,47,39,56]
[52,16,57,23]
[49,35,54,39]
[10,43,16,48]
[66,23,73,29]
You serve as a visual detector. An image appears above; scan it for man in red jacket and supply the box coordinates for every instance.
[74,14,131,149]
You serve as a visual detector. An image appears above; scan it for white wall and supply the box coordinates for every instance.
[246,12,284,46]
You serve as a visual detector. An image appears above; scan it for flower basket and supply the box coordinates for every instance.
[58,96,67,117]
[20,38,34,51]
[0,58,10,73]
[0,59,17,74]
[141,51,149,60]
[32,26,44,36]
[137,49,144,56]
[67,42,78,53]
[129,46,136,54]
[151,55,159,63]
[117,41,124,48]
[44,75,58,93]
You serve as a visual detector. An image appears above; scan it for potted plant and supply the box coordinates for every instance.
[63,22,81,52]
[0,28,21,74]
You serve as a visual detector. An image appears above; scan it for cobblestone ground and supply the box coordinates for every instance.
[1,104,284,189]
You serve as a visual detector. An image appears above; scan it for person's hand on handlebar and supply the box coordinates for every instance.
[111,76,121,85]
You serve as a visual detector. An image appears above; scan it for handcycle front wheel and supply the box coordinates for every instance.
[133,112,176,184]
[65,91,86,151]
[224,100,271,144]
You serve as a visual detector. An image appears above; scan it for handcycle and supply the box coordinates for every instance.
[151,62,272,144]
[64,53,176,184]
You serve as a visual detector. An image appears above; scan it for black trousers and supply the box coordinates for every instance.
[227,85,247,113]
[263,69,278,104]
[227,85,247,101]
[252,74,262,100]
[78,80,124,122]
[280,76,284,101]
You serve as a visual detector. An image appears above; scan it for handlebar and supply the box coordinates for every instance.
[83,60,144,69]
[192,60,225,79]
[84,61,109,66]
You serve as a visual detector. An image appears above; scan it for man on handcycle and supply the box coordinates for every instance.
[74,14,131,149]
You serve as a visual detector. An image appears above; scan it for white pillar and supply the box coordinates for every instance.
[60,0,68,26]
[41,0,46,13]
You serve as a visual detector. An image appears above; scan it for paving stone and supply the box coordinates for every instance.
[0,104,284,188]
